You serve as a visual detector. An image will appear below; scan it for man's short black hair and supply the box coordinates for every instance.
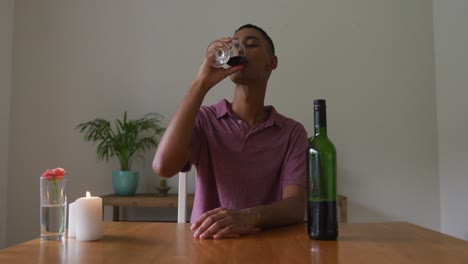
[236,24,275,55]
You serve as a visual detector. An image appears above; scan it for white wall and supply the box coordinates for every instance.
[0,0,15,250]
[6,0,440,246]
[434,0,468,240]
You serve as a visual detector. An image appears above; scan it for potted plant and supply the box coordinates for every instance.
[76,111,165,196]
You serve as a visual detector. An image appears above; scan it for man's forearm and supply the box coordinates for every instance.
[152,80,208,177]
[243,196,306,228]
[153,56,244,178]
[191,186,306,239]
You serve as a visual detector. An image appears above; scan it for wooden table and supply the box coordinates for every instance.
[101,193,195,221]
[1,222,467,263]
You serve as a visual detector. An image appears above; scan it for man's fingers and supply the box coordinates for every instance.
[220,37,232,43]
[198,218,231,240]
[191,208,222,230]
[192,208,254,240]
[213,225,239,240]
[193,211,225,238]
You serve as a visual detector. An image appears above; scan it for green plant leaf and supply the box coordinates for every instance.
[76,111,165,171]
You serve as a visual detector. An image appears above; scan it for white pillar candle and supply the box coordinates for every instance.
[75,191,103,241]
[68,202,77,237]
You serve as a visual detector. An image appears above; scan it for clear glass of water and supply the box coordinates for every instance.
[40,175,67,241]
[206,39,248,68]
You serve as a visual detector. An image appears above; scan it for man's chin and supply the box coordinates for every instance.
[230,72,249,84]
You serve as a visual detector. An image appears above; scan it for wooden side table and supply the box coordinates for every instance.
[101,193,195,221]
[337,194,347,223]
[101,193,348,223]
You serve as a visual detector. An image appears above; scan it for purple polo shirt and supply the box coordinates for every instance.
[185,99,307,222]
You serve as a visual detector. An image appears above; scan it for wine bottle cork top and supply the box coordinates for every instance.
[314,99,326,110]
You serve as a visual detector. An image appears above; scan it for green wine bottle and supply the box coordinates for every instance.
[307,99,338,240]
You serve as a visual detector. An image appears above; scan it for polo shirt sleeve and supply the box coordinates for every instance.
[181,107,206,172]
[281,124,308,188]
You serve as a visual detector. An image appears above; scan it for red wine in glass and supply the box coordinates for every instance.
[227,56,247,66]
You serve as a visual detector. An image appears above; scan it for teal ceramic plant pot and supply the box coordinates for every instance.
[112,171,139,196]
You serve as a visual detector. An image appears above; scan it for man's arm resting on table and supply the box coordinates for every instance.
[247,185,306,228]
[192,185,306,239]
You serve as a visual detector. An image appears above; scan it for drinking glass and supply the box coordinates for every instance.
[206,39,247,68]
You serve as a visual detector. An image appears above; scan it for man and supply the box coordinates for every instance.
[153,24,307,240]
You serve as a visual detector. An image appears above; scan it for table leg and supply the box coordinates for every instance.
[113,206,120,221]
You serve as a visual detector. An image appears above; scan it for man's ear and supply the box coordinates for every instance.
[270,55,278,70]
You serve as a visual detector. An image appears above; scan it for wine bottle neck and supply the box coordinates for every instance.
[314,126,328,136]
[314,110,327,136]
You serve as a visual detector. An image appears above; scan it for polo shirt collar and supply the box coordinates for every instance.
[215,99,230,119]
[214,99,283,128]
